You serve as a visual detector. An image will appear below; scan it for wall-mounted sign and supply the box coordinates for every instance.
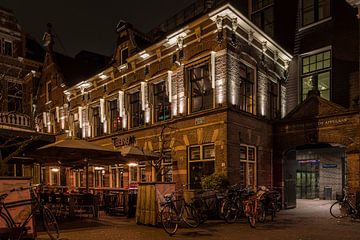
[112,135,136,147]
[322,164,337,169]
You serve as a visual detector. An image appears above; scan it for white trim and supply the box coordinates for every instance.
[299,45,332,57]
[298,17,332,32]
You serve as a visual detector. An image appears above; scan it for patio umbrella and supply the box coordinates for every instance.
[27,138,125,191]
[119,145,159,161]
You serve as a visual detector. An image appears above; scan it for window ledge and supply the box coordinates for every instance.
[298,17,332,32]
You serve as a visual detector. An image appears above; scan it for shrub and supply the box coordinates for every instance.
[201,173,229,190]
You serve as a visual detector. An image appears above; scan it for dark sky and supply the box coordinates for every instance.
[0,0,196,57]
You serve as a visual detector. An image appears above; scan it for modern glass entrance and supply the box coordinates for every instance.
[296,160,320,199]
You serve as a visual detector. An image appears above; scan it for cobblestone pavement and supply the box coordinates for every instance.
[36,200,360,240]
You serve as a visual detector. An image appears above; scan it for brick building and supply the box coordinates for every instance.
[5,0,360,208]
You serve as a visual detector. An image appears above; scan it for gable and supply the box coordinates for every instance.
[283,94,349,121]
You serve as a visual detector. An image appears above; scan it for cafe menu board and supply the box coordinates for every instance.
[0,177,34,238]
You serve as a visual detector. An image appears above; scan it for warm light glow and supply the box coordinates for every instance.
[139,51,150,59]
[141,82,147,111]
[94,166,105,170]
[98,73,108,80]
[51,168,60,172]
[145,108,150,123]
[103,119,108,134]
[216,78,225,104]
[211,51,216,89]
[100,98,105,123]
[127,162,138,167]
[122,113,127,129]
[118,91,124,117]
[167,71,172,103]
[78,107,83,128]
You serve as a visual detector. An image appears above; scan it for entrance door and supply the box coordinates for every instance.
[296,160,319,199]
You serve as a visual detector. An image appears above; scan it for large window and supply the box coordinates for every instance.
[7,81,22,112]
[188,144,215,189]
[239,145,257,188]
[188,62,213,113]
[109,99,122,133]
[252,0,274,37]
[111,165,124,188]
[130,92,144,128]
[154,81,170,122]
[268,81,278,119]
[239,63,255,113]
[93,107,104,137]
[301,50,331,101]
[302,0,330,27]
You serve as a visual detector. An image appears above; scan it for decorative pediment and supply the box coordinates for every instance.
[283,95,349,121]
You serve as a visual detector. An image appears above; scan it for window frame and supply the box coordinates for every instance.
[251,0,274,37]
[46,81,52,103]
[4,40,13,56]
[239,145,257,189]
[121,48,129,65]
[153,81,171,123]
[187,60,214,114]
[301,0,331,27]
[239,62,255,114]
[300,48,331,101]
[188,144,215,189]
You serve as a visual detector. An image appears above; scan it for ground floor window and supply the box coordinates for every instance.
[50,167,60,186]
[111,165,124,188]
[239,145,257,188]
[188,144,215,189]
[156,151,173,183]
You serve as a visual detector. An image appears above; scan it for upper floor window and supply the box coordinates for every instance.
[188,61,213,113]
[154,81,170,122]
[92,107,104,137]
[7,81,22,112]
[109,99,122,133]
[302,0,330,27]
[268,81,278,119]
[251,0,274,37]
[301,50,331,101]
[239,63,255,114]
[4,40,13,56]
[130,91,144,128]
[46,81,52,103]
[121,48,128,65]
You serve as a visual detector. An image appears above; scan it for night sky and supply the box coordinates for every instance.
[0,0,195,57]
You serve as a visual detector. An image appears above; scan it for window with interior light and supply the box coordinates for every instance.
[188,144,215,189]
[109,99,122,133]
[188,61,213,113]
[302,0,330,27]
[239,145,257,188]
[239,63,255,113]
[251,0,274,37]
[130,91,144,128]
[154,81,170,122]
[301,49,331,101]
[92,106,104,137]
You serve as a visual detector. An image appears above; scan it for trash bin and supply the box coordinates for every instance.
[324,186,332,200]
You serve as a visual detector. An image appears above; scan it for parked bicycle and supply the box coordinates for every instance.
[191,189,226,223]
[260,188,281,221]
[243,186,268,228]
[330,188,360,219]
[160,191,200,236]
[0,184,59,240]
[222,185,251,224]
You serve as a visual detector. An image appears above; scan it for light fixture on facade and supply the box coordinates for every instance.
[118,91,124,117]
[127,162,138,167]
[51,168,60,172]
[78,107,83,128]
[94,166,105,170]
[98,73,108,80]
[139,51,150,59]
[55,106,60,123]
[167,71,172,103]
[100,98,105,123]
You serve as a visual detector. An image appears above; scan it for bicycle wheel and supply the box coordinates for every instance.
[257,202,266,223]
[182,204,200,228]
[223,200,238,223]
[248,215,256,228]
[330,201,349,218]
[0,212,13,240]
[161,205,178,236]
[42,206,59,240]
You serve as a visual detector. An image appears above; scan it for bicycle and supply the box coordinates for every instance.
[243,186,268,228]
[330,188,360,219]
[222,185,250,224]
[0,184,59,240]
[191,189,226,223]
[160,191,200,236]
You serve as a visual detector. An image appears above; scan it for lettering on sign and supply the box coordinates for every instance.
[112,136,136,147]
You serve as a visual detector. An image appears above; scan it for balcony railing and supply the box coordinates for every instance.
[0,112,31,128]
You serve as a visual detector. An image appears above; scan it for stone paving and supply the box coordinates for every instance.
[36,200,360,240]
